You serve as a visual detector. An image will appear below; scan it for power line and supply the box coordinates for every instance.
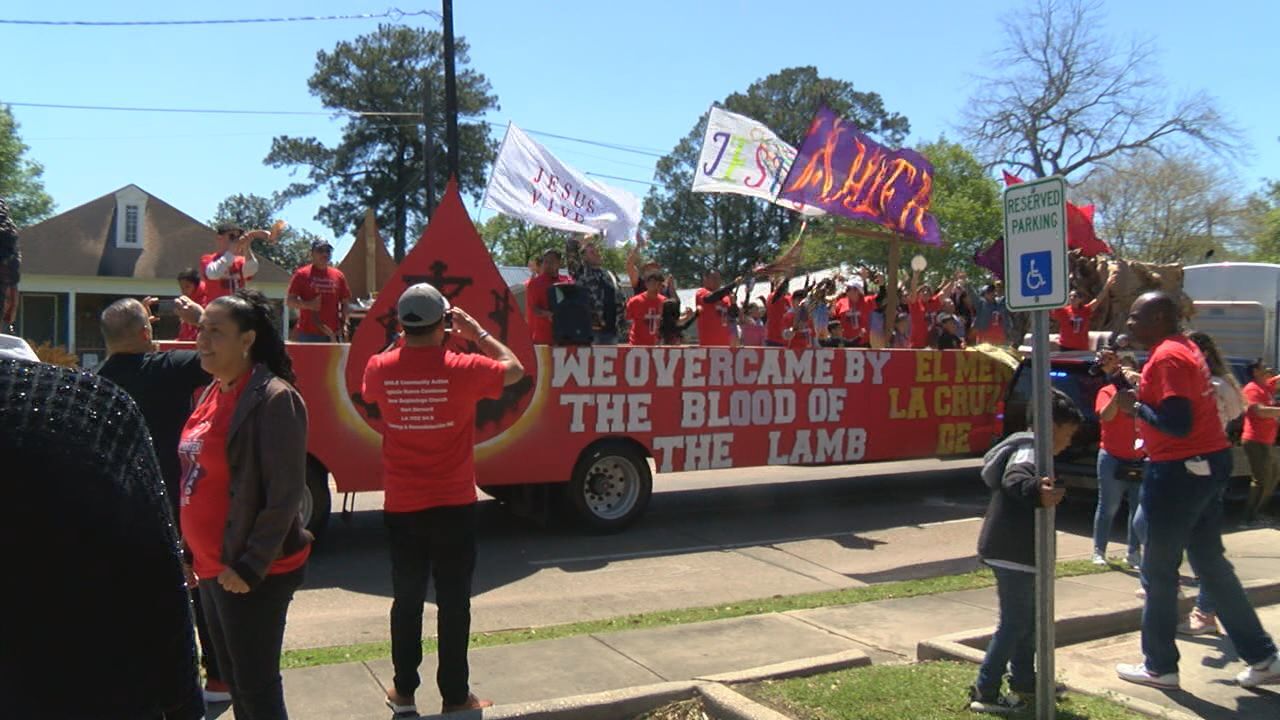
[586,172,657,187]
[5,101,421,117]
[0,8,439,27]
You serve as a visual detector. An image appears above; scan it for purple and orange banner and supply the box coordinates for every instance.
[779,107,940,245]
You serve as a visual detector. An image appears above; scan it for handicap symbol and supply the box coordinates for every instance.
[1019,250,1053,300]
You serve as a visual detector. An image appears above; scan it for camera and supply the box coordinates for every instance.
[156,299,177,315]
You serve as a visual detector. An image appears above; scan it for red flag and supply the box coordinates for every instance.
[1001,172,1112,257]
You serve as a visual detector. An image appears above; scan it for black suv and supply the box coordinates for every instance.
[1001,351,1253,498]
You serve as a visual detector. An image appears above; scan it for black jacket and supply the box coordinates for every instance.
[976,432,1046,569]
[0,359,202,719]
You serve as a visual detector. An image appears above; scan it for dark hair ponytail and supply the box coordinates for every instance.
[210,289,295,385]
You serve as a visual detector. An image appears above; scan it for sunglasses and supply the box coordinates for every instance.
[645,275,664,282]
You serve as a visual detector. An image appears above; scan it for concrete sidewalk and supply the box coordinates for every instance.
[213,528,1280,719]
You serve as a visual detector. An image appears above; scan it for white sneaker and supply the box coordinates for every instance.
[1116,663,1180,690]
[1092,553,1108,566]
[1126,551,1141,569]
[1237,655,1280,688]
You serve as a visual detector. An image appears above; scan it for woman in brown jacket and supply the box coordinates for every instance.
[179,288,311,720]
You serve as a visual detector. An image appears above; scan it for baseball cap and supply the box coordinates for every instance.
[846,277,865,291]
[397,283,450,327]
[311,238,334,251]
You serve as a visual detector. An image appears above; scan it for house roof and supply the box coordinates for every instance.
[18,185,291,282]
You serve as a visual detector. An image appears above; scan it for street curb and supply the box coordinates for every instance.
[917,578,1280,720]
[695,649,871,684]
[917,577,1280,661]
[696,683,794,720]
[413,680,702,720]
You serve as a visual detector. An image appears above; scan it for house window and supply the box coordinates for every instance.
[123,205,140,246]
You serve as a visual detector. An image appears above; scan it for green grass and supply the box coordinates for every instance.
[281,558,1115,670]
[742,661,1146,720]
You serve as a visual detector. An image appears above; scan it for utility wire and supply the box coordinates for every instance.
[0,8,439,27]
[586,172,657,187]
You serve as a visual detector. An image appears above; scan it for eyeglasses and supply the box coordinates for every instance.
[645,275,664,282]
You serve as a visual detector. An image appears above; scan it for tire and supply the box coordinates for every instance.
[302,457,332,541]
[565,441,652,533]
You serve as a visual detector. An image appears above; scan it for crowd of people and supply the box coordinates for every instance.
[4,199,1280,719]
[529,234,1122,352]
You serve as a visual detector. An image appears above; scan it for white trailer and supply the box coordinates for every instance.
[1184,262,1280,368]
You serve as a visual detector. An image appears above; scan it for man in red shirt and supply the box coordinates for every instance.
[363,283,525,715]
[908,272,948,349]
[524,248,564,345]
[833,277,876,348]
[1052,275,1115,351]
[176,268,206,341]
[201,224,269,301]
[694,269,740,346]
[781,288,815,350]
[1112,292,1280,691]
[626,272,665,345]
[765,275,791,347]
[1241,360,1280,523]
[287,239,352,342]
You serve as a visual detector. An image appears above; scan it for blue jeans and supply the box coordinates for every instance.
[1139,450,1278,674]
[1093,451,1142,557]
[294,333,332,343]
[976,566,1036,695]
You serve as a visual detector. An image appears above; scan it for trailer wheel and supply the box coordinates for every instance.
[302,457,332,541]
[566,441,652,533]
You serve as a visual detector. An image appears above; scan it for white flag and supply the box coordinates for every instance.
[482,123,642,247]
[692,106,823,216]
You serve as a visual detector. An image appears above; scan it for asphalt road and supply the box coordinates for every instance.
[284,458,1101,650]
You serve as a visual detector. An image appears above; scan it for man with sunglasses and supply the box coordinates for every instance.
[201,224,264,301]
[287,238,352,342]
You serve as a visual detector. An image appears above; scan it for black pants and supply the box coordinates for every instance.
[191,588,222,681]
[199,567,305,720]
[386,503,478,705]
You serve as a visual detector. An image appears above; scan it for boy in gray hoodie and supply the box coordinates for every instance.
[969,389,1083,713]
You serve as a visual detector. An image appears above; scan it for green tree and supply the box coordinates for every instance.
[803,138,1002,280]
[643,66,910,284]
[266,24,499,261]
[1244,182,1280,263]
[1074,153,1241,263]
[211,193,316,271]
[479,214,629,274]
[0,105,54,226]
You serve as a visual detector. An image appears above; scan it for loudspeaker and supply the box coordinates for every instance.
[550,282,593,346]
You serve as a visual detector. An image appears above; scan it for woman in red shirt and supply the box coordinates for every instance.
[180,289,311,720]
[1092,356,1144,569]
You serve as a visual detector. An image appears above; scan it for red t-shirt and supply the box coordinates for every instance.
[909,297,941,349]
[626,293,664,346]
[1052,305,1093,351]
[1096,384,1144,461]
[362,346,506,513]
[833,294,876,345]
[1137,335,1230,462]
[782,309,815,350]
[177,283,207,341]
[200,252,253,301]
[288,264,351,336]
[179,379,309,579]
[525,273,559,344]
[765,293,791,345]
[1242,377,1280,444]
[695,287,732,346]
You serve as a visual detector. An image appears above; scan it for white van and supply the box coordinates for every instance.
[1184,262,1280,368]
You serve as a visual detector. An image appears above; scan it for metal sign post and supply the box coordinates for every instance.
[1003,175,1068,720]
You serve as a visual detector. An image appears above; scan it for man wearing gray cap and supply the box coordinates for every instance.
[362,283,524,716]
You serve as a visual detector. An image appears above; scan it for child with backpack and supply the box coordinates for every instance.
[969,389,1084,713]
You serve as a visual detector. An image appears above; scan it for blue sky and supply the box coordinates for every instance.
[3,0,1276,259]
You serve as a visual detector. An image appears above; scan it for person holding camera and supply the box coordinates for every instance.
[362,283,525,716]
[1091,352,1144,569]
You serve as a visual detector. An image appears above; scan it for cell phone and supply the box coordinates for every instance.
[444,311,453,328]
[156,299,177,315]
